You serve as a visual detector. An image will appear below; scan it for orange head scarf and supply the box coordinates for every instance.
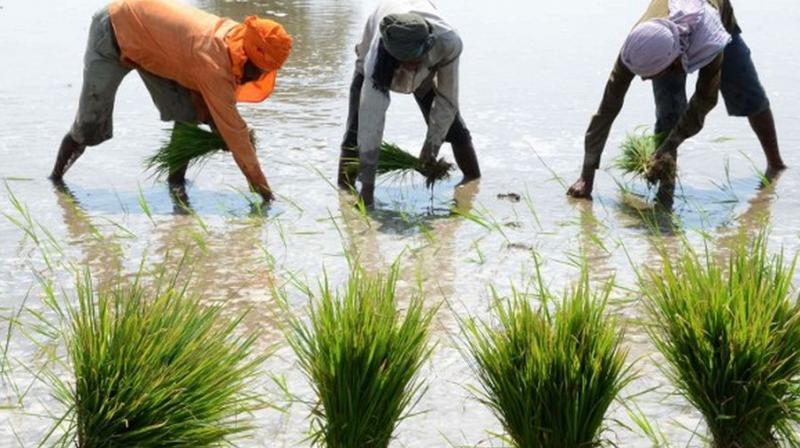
[227,16,293,103]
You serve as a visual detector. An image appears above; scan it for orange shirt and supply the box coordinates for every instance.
[109,0,267,189]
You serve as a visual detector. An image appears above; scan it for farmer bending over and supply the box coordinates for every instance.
[567,0,785,206]
[337,0,481,207]
[50,0,292,203]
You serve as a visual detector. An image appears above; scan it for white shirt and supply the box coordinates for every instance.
[354,0,462,185]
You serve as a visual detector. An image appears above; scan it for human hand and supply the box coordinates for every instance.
[418,143,438,171]
[254,184,275,203]
[645,145,677,186]
[419,143,443,188]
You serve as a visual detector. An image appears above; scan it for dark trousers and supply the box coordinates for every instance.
[341,74,473,149]
[338,73,477,187]
[652,33,770,137]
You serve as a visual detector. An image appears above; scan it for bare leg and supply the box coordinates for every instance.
[169,182,191,213]
[719,34,785,184]
[167,163,189,208]
[451,135,481,184]
[167,164,188,187]
[166,123,190,187]
[748,108,786,181]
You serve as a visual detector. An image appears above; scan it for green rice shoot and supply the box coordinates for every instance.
[48,269,267,447]
[146,122,256,179]
[284,262,435,448]
[462,266,632,448]
[343,142,454,185]
[615,129,662,178]
[640,234,800,447]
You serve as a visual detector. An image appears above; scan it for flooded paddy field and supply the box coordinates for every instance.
[1,0,799,446]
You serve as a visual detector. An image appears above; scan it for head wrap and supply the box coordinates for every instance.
[621,19,684,78]
[243,16,293,72]
[621,0,730,78]
[227,16,293,103]
[379,13,434,61]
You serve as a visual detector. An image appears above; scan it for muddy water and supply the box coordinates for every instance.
[1,0,799,445]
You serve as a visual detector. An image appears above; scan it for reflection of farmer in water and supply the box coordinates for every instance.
[337,0,481,207]
[50,0,292,204]
[568,0,786,206]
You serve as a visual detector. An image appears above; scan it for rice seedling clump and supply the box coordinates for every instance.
[463,269,632,448]
[641,235,800,448]
[59,271,265,447]
[342,143,453,185]
[615,130,663,178]
[146,122,256,179]
[286,263,435,448]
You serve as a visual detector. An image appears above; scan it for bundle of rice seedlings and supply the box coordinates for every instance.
[462,268,632,448]
[54,270,266,447]
[145,122,256,179]
[343,142,453,185]
[615,130,663,178]
[640,235,800,448]
[285,263,435,447]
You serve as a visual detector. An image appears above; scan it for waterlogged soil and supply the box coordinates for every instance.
[1,0,799,446]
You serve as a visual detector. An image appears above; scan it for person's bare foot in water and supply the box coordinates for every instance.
[749,108,786,189]
[567,169,595,200]
[50,134,86,181]
[567,177,593,200]
[760,163,787,189]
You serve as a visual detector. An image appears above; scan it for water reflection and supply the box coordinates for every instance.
[607,169,774,237]
[146,212,283,339]
[53,179,284,338]
[713,179,778,262]
[337,192,385,272]
[419,181,481,328]
[337,181,480,319]
[53,182,126,289]
[613,172,781,266]
[573,200,614,281]
[616,196,683,237]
